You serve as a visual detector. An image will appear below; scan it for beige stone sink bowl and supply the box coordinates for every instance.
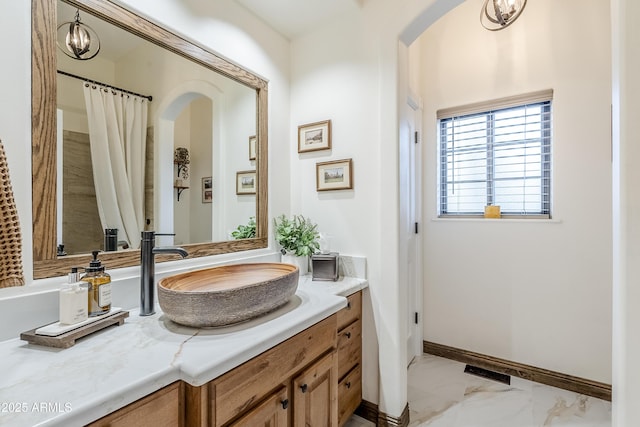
[157,263,299,327]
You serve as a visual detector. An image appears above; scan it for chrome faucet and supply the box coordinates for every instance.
[140,231,188,316]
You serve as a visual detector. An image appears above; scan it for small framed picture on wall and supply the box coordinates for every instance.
[316,158,353,191]
[202,177,212,203]
[236,170,256,195]
[298,120,331,153]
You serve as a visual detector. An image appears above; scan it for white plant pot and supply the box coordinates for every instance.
[281,253,309,276]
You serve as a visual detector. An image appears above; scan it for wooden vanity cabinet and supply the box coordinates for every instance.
[336,291,363,427]
[89,291,364,427]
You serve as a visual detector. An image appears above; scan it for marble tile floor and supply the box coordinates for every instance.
[345,354,611,427]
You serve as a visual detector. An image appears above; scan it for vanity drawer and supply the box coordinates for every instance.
[338,364,362,427]
[337,292,362,331]
[337,319,362,380]
[213,314,337,426]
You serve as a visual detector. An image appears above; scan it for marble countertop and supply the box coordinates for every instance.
[0,275,367,427]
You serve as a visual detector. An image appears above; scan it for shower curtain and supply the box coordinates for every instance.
[83,83,148,249]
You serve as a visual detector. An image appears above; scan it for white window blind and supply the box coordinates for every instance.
[438,91,552,217]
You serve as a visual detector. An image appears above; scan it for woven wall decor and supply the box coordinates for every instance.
[0,139,24,288]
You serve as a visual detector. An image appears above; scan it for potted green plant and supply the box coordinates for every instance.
[273,214,320,274]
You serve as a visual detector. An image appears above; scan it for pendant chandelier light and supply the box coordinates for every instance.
[480,0,527,31]
[57,9,100,60]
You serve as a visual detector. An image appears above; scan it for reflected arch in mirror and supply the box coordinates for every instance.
[154,79,245,246]
[155,81,220,246]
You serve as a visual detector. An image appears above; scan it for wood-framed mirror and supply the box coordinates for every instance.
[31,0,268,279]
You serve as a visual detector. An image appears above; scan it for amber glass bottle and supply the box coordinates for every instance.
[81,251,112,316]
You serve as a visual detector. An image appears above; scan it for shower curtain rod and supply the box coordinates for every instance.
[57,70,153,102]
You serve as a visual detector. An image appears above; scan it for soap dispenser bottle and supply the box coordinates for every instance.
[81,251,112,317]
[59,267,88,325]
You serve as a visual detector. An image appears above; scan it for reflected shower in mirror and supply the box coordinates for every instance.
[56,0,257,255]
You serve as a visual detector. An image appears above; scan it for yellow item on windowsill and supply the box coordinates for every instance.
[484,205,501,218]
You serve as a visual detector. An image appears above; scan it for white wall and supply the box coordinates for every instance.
[219,82,258,240]
[289,0,470,416]
[418,0,612,383]
[290,10,384,408]
[188,97,213,243]
[612,0,640,424]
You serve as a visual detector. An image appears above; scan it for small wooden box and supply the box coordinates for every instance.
[312,253,339,281]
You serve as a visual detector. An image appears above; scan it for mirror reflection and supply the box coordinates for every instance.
[56,0,257,255]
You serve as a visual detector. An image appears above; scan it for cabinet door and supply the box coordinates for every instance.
[229,387,289,427]
[293,352,338,427]
[87,382,183,427]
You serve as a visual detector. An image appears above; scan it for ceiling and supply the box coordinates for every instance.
[57,0,365,63]
[234,0,364,39]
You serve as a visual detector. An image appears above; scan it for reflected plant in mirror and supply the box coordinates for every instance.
[231,217,256,240]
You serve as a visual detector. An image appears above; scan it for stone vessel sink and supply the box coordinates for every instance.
[157,263,299,327]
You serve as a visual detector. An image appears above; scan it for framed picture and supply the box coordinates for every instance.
[316,158,353,191]
[202,177,212,203]
[249,135,257,161]
[298,120,331,153]
[236,170,256,195]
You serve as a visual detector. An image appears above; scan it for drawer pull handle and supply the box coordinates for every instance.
[300,384,308,393]
[345,332,351,339]
[281,399,289,409]
[347,301,352,310]
[346,382,351,389]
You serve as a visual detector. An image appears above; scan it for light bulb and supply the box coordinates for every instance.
[494,0,521,21]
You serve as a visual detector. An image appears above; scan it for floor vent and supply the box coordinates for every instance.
[464,364,511,385]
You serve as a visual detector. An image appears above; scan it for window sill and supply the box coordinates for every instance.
[432,217,562,224]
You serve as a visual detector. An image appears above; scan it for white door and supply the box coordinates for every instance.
[400,93,423,366]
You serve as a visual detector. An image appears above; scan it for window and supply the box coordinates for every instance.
[438,90,552,218]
